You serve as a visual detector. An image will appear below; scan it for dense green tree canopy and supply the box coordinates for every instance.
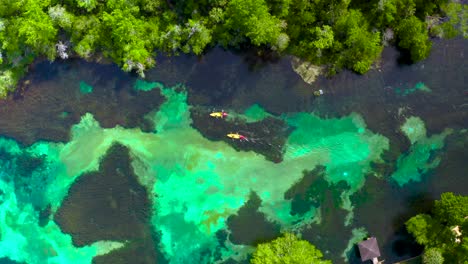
[250,233,331,264]
[396,16,432,62]
[422,248,444,264]
[222,0,284,48]
[0,0,465,97]
[334,9,383,73]
[406,193,468,263]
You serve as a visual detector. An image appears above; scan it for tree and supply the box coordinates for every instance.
[0,0,23,17]
[434,192,468,226]
[292,24,333,63]
[396,16,432,62]
[436,2,468,39]
[75,0,98,12]
[0,70,16,98]
[310,26,334,50]
[6,0,58,60]
[101,8,159,76]
[285,0,317,42]
[266,0,291,18]
[251,233,331,264]
[48,5,74,30]
[422,248,444,264]
[0,0,456,98]
[406,214,438,246]
[222,0,285,48]
[334,9,383,74]
[160,19,212,55]
[370,0,398,28]
[182,19,212,55]
[70,15,102,59]
[406,193,468,263]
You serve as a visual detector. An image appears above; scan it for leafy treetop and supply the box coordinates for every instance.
[0,0,466,97]
[406,192,468,263]
[251,233,332,264]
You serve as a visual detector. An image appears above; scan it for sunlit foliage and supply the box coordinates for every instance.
[406,192,468,263]
[0,0,460,97]
[251,233,331,264]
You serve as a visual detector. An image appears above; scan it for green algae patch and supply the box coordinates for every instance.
[216,104,272,123]
[391,116,452,186]
[152,84,191,133]
[0,136,126,264]
[284,112,389,191]
[283,113,389,224]
[134,79,164,92]
[395,82,431,96]
[79,81,93,94]
[0,175,124,264]
[242,104,272,122]
[59,111,70,119]
[401,116,427,144]
[342,227,368,261]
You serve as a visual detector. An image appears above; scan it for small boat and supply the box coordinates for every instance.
[227,133,247,141]
[209,110,228,118]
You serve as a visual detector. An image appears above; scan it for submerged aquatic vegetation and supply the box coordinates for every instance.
[391,116,451,186]
[394,82,431,97]
[0,80,398,263]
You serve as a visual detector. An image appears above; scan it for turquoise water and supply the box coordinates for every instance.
[391,116,452,186]
[394,82,431,96]
[0,39,466,264]
[0,137,124,263]
[79,81,93,94]
[0,79,455,263]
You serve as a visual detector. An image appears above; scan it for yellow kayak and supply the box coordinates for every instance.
[209,111,228,118]
[227,133,247,141]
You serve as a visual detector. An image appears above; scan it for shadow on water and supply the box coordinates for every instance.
[235,45,282,72]
[395,48,414,66]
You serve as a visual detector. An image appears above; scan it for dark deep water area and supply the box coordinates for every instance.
[0,38,466,264]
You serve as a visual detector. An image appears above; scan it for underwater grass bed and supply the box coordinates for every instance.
[0,79,455,264]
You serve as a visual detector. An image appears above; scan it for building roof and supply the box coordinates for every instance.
[358,237,381,261]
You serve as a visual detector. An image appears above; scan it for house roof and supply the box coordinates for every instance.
[358,237,381,261]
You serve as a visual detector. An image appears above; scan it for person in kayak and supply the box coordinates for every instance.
[210,110,228,118]
[227,132,248,141]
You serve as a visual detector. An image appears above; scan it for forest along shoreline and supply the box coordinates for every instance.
[0,0,467,97]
